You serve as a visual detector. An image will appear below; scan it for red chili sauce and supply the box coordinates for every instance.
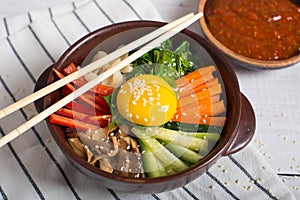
[205,0,300,60]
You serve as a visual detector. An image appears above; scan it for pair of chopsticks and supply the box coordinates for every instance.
[0,12,203,148]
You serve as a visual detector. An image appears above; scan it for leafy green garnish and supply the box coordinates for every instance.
[131,40,195,77]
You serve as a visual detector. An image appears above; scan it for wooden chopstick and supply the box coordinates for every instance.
[0,12,195,120]
[0,12,203,148]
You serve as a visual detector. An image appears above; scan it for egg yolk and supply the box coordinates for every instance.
[116,74,177,126]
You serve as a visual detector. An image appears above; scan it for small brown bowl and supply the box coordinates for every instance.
[34,21,255,193]
[198,0,300,70]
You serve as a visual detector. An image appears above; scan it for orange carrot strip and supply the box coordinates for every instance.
[175,66,216,87]
[49,114,98,130]
[179,77,219,98]
[175,100,226,119]
[197,65,216,75]
[177,84,222,108]
[171,115,226,126]
[177,72,213,95]
[201,100,226,116]
[210,95,221,104]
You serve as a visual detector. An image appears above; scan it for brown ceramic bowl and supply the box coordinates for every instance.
[198,0,300,70]
[34,21,255,193]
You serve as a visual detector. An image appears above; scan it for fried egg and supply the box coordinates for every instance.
[116,74,177,126]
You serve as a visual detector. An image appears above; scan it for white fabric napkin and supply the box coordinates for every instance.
[0,0,296,199]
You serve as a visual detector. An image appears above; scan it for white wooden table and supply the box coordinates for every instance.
[151,0,300,198]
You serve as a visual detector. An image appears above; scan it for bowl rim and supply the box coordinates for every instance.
[198,0,300,70]
[44,20,242,185]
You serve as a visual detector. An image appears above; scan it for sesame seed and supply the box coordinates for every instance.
[135,174,140,178]
[158,105,169,112]
[293,140,297,144]
[151,116,155,122]
[244,186,252,191]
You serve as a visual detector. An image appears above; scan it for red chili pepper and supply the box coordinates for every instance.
[56,107,110,127]
[49,114,98,130]
[61,63,78,75]
[52,68,109,114]
[61,63,114,96]
[65,101,99,116]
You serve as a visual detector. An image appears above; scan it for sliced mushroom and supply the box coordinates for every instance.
[78,132,113,155]
[84,145,94,163]
[68,138,87,160]
[99,158,113,173]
